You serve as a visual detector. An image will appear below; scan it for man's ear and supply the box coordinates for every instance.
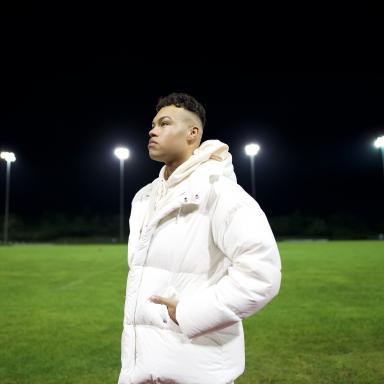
[188,126,200,142]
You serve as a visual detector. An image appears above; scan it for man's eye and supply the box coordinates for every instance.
[161,121,169,126]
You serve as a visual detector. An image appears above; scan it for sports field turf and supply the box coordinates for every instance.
[0,241,383,383]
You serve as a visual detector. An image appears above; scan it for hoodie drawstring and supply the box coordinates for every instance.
[176,207,181,224]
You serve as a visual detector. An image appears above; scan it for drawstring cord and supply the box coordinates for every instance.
[176,206,181,224]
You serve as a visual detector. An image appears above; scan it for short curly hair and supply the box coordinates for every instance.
[156,92,206,128]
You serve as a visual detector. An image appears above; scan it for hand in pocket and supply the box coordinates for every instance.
[149,295,179,325]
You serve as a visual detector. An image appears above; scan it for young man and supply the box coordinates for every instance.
[118,93,282,384]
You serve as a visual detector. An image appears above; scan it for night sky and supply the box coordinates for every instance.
[1,55,383,223]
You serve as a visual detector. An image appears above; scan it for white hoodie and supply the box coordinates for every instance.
[118,139,282,384]
[142,139,237,232]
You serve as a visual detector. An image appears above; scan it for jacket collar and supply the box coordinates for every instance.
[140,176,203,229]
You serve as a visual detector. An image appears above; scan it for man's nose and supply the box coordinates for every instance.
[149,128,157,138]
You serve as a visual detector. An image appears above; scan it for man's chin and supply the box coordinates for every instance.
[148,152,164,162]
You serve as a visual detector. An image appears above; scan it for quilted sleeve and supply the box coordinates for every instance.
[175,178,282,339]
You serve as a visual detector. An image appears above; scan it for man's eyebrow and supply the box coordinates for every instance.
[151,116,172,126]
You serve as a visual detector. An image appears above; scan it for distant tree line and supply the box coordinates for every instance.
[1,212,124,244]
[270,210,383,240]
[0,210,383,244]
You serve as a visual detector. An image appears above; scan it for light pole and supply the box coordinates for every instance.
[1,151,16,244]
[374,135,384,179]
[244,143,260,199]
[114,147,130,243]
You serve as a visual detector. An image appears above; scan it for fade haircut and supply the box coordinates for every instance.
[156,92,206,128]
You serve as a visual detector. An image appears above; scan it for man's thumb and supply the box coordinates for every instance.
[150,295,165,304]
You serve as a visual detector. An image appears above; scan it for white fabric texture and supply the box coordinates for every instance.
[118,139,282,384]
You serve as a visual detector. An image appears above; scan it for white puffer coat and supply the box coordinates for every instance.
[118,140,282,384]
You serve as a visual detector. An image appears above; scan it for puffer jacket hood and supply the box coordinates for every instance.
[147,139,237,224]
[160,139,237,187]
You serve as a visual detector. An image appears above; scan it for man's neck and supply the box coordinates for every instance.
[164,151,194,181]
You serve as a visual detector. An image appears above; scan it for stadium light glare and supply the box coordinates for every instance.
[1,151,16,162]
[244,143,260,157]
[374,136,384,148]
[114,147,130,160]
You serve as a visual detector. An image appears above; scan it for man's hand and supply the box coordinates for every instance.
[150,295,179,325]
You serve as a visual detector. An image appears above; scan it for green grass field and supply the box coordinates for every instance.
[0,241,383,383]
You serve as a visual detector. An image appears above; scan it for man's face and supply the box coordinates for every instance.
[148,105,196,163]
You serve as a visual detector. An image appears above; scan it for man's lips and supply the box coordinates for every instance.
[148,140,158,146]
